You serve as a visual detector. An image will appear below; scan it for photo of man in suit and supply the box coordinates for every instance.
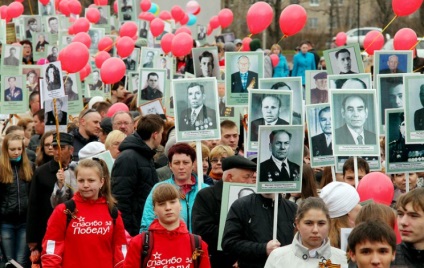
[380,55,405,74]
[179,82,217,131]
[414,84,424,131]
[96,7,108,24]
[198,50,214,77]
[334,95,377,145]
[259,129,300,182]
[250,95,289,141]
[123,50,137,71]
[89,70,103,91]
[139,20,148,38]
[311,106,332,156]
[197,25,206,41]
[335,48,356,74]
[143,51,154,68]
[141,72,162,100]
[26,18,38,39]
[4,47,20,66]
[48,17,58,34]
[231,55,258,93]
[45,98,67,126]
[218,82,234,117]
[5,77,23,101]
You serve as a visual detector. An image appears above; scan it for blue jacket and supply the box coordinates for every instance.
[140,174,209,233]
[291,52,316,84]
[273,54,289,78]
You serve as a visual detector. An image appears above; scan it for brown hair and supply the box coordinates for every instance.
[75,158,116,211]
[355,202,395,228]
[35,130,55,166]
[152,184,180,206]
[0,134,33,183]
[329,215,350,248]
[397,187,424,213]
[300,164,318,199]
[17,118,34,132]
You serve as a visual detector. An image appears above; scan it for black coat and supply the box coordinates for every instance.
[70,128,98,161]
[392,242,424,267]
[27,160,61,248]
[192,180,237,268]
[222,194,297,268]
[111,132,158,236]
[311,133,333,156]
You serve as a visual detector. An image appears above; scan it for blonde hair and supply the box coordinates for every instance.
[270,44,282,54]
[0,134,33,183]
[75,159,116,211]
[189,142,210,159]
[105,130,127,150]
[209,145,234,159]
[329,214,350,249]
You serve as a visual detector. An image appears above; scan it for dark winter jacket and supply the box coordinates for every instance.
[70,128,99,161]
[391,242,424,267]
[111,132,158,236]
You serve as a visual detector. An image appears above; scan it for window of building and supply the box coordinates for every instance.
[310,0,319,6]
[308,18,318,29]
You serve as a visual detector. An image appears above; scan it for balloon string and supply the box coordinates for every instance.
[277,35,288,44]
[237,34,253,52]
[363,15,397,53]
[28,0,34,15]
[409,39,421,51]
[53,98,62,170]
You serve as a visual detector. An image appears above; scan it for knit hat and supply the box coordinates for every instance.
[100,117,112,135]
[249,39,262,51]
[320,181,360,218]
[78,142,106,160]
[88,96,104,109]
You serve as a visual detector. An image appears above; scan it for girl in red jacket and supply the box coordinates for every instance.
[41,158,127,268]
[124,184,210,268]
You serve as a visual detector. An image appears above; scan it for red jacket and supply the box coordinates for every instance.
[124,219,210,268]
[41,192,127,268]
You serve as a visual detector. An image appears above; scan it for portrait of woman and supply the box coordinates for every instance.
[35,34,49,52]
[45,63,61,91]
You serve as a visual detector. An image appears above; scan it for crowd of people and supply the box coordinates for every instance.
[1,15,424,268]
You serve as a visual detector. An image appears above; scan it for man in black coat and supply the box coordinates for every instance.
[27,133,74,253]
[231,55,258,93]
[414,84,424,131]
[311,106,333,156]
[250,95,289,141]
[192,156,257,268]
[111,114,165,236]
[259,130,300,182]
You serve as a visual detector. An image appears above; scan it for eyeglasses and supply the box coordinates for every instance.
[113,121,133,126]
[241,172,256,180]
[210,157,226,164]
[80,108,97,118]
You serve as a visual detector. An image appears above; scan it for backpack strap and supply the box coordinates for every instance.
[63,199,78,228]
[190,234,203,268]
[140,231,153,268]
[109,205,118,225]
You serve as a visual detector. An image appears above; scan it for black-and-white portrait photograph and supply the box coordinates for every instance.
[22,67,40,92]
[377,74,404,128]
[157,56,171,80]
[38,0,55,16]
[88,69,103,91]
[247,89,292,151]
[323,44,364,75]
[139,69,166,104]
[42,62,64,99]
[335,156,380,173]
[386,109,424,173]
[138,20,149,38]
[140,99,165,119]
[3,45,21,67]
[44,96,68,132]
[374,50,412,76]
[95,6,110,25]
[46,16,59,35]
[33,32,49,53]
[257,125,303,193]
[119,0,134,21]
[327,73,372,89]
[331,89,379,156]
[141,48,161,68]
[61,35,73,46]
[88,28,104,54]
[225,51,264,106]
[46,45,58,62]
[259,77,303,125]
[192,47,220,79]
[217,81,234,118]
[156,20,172,41]
[197,25,206,41]
[404,74,424,144]
[129,72,139,93]
[3,75,24,102]
[173,78,220,142]
[305,70,328,104]
[24,16,41,39]
[306,104,335,167]
[123,48,139,71]
[63,74,79,101]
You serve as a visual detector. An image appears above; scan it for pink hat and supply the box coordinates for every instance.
[106,102,129,117]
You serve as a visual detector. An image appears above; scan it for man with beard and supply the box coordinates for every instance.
[69,108,101,160]
[311,106,333,156]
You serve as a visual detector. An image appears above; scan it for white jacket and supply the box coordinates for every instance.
[265,232,348,268]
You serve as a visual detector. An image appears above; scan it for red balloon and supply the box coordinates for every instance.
[246,1,273,35]
[113,0,117,14]
[392,0,423,16]
[107,103,129,117]
[186,1,200,14]
[120,21,138,37]
[193,6,200,15]
[279,4,307,36]
[79,63,91,81]
[363,30,384,55]
[94,0,108,6]
[68,0,82,15]
[59,42,89,73]
[37,58,49,65]
[209,15,220,29]
[150,18,165,37]
[160,33,174,54]
[175,26,191,36]
[335,32,347,47]
[59,0,71,16]
[116,36,135,58]
[138,12,155,21]
[357,172,394,206]
[68,25,74,35]
[72,32,92,49]
[206,24,212,36]
[242,37,251,51]
[270,54,279,67]
[73,17,90,33]
[86,7,100,23]
[393,28,418,51]
[98,36,114,52]
[101,57,126,84]
[39,0,50,5]
[171,5,184,22]
[95,51,111,69]
[180,13,189,25]
[159,10,172,20]
[140,0,151,12]
[7,1,24,19]
[218,8,233,29]
[171,32,193,57]
[0,5,8,20]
